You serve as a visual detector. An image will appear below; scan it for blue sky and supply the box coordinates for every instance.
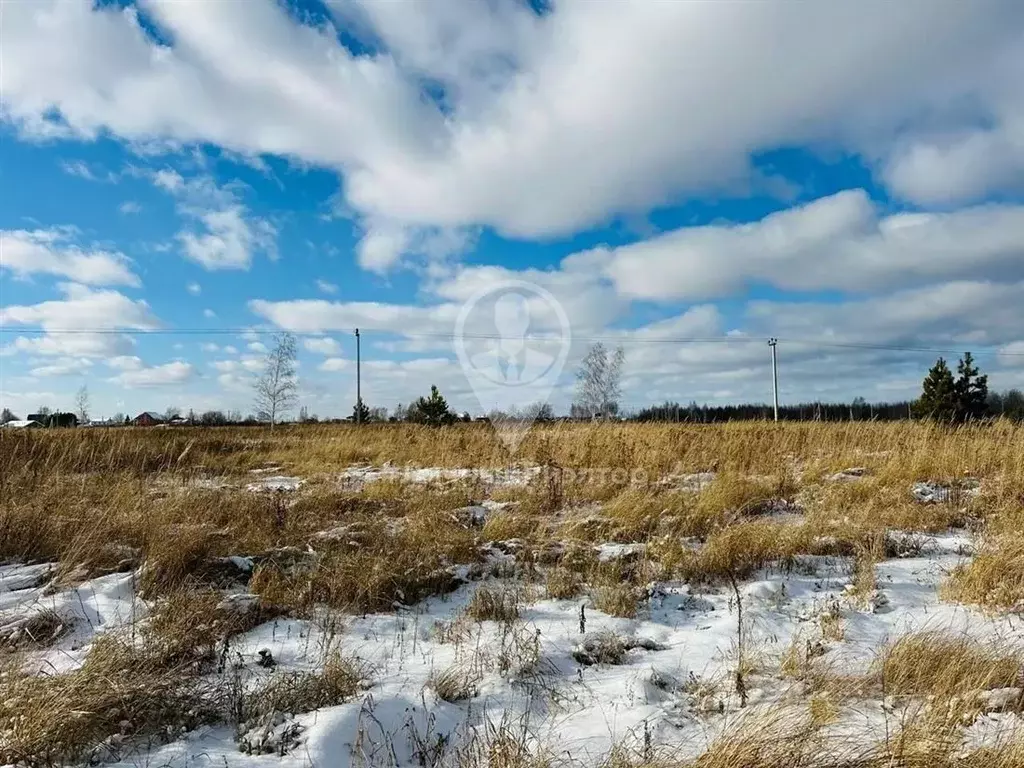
[2,0,1023,420]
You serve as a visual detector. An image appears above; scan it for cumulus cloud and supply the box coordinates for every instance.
[316,280,339,295]
[147,170,276,270]
[1,283,160,359]
[1,229,139,286]
[29,357,93,377]
[600,190,1024,301]
[187,282,202,296]
[6,0,1022,268]
[109,360,194,388]
[304,337,342,356]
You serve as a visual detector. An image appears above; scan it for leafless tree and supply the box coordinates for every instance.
[75,385,91,424]
[573,342,625,419]
[254,332,298,430]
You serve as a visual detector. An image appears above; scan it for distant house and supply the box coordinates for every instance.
[27,412,78,428]
[132,412,166,427]
[2,420,42,429]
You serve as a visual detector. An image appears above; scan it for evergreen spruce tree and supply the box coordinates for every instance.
[912,357,957,421]
[352,400,371,423]
[411,385,454,427]
[954,352,989,422]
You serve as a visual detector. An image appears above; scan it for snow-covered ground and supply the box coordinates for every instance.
[3,521,1019,768]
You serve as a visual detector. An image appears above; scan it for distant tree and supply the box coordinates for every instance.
[525,401,555,422]
[187,408,197,425]
[253,332,298,431]
[226,410,244,424]
[0,408,16,424]
[352,400,370,424]
[392,403,409,423]
[954,352,989,422]
[409,385,454,427]
[36,406,52,417]
[574,343,625,418]
[368,406,388,422]
[73,386,91,424]
[164,406,182,421]
[199,410,228,426]
[110,412,125,426]
[912,358,958,421]
[298,406,310,423]
[1004,389,1024,420]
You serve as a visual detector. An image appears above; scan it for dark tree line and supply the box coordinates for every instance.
[632,399,916,423]
[632,353,1024,424]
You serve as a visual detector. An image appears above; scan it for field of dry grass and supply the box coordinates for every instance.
[2,420,1023,767]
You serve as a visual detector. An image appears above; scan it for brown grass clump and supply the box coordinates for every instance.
[0,637,222,766]
[671,521,810,583]
[465,586,522,623]
[0,609,71,652]
[144,589,274,667]
[592,583,641,619]
[875,631,1023,700]
[545,567,583,599]
[428,664,481,703]
[246,654,363,716]
[944,535,1024,613]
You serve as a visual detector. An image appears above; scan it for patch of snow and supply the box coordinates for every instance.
[829,467,868,482]
[594,542,646,562]
[246,475,303,492]
[912,480,980,504]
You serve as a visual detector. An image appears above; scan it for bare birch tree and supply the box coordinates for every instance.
[75,385,91,424]
[254,332,298,430]
[573,342,625,418]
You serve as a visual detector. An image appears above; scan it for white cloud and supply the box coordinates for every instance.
[60,160,97,180]
[250,297,459,335]
[106,355,144,371]
[1,283,160,359]
[319,357,350,372]
[30,357,93,377]
[201,343,219,353]
[119,201,142,214]
[148,170,277,270]
[203,309,217,319]
[178,206,277,270]
[187,282,202,296]
[316,279,339,295]
[7,0,1022,268]
[247,341,268,354]
[599,190,1024,301]
[1,229,139,286]
[109,361,194,388]
[303,337,342,355]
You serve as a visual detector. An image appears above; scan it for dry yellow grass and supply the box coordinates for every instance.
[3,420,1024,767]
[944,534,1024,613]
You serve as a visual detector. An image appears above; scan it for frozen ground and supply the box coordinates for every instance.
[3,529,1019,767]
[0,469,1017,767]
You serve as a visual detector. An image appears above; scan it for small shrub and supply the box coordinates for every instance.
[876,632,1022,699]
[592,583,640,619]
[466,586,521,623]
[545,567,582,599]
[944,535,1024,612]
[247,655,363,716]
[428,664,480,702]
